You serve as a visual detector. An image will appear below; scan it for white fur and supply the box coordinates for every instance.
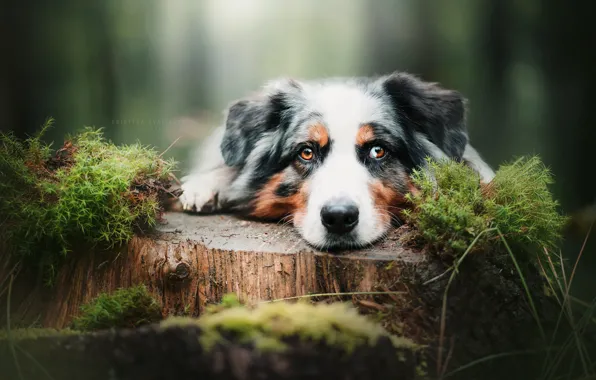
[179,126,237,212]
[463,144,495,183]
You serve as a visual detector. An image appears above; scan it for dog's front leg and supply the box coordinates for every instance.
[179,127,237,213]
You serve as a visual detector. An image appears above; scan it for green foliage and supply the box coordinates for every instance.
[0,119,177,281]
[161,295,418,354]
[403,156,568,259]
[71,284,162,331]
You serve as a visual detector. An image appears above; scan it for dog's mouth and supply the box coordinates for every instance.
[304,232,386,253]
[294,213,397,253]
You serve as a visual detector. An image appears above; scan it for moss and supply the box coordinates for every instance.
[161,295,419,354]
[71,284,162,331]
[0,328,81,341]
[402,156,568,260]
[0,119,177,282]
[484,156,568,249]
[402,158,487,254]
[416,360,428,378]
[203,293,243,315]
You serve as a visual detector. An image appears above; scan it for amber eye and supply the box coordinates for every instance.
[299,147,314,161]
[369,146,386,160]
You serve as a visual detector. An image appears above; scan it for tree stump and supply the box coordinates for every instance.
[1,212,552,378]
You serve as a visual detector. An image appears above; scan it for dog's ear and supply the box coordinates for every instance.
[380,72,468,159]
[220,79,300,167]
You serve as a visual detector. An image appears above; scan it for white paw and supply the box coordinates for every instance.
[179,175,218,213]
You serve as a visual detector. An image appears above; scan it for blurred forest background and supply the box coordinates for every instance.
[1,1,594,296]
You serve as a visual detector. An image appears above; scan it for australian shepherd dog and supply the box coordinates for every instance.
[179,72,494,250]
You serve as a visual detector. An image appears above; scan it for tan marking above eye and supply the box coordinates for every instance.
[308,123,329,147]
[369,146,386,159]
[300,147,314,161]
[356,124,375,146]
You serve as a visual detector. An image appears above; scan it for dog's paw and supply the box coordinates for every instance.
[179,175,219,213]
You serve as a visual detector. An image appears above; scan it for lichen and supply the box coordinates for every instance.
[160,295,419,355]
[402,156,568,260]
[71,284,162,331]
[0,119,177,282]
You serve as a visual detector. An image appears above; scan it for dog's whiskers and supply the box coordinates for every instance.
[275,214,295,228]
[372,207,403,223]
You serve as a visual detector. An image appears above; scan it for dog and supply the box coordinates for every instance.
[179,71,495,250]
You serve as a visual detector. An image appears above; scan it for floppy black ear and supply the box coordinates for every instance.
[381,72,469,159]
[220,85,294,167]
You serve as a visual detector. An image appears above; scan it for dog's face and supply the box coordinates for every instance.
[220,73,469,250]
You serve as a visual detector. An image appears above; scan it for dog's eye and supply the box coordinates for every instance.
[369,146,386,160]
[299,147,314,161]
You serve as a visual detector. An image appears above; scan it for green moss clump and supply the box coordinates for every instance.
[0,328,80,341]
[402,158,487,253]
[0,119,177,280]
[71,284,162,331]
[203,293,244,315]
[161,295,418,354]
[402,156,567,258]
[485,157,568,249]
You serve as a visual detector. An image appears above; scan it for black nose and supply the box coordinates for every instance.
[320,201,359,234]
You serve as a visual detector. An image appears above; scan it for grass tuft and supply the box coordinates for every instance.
[0,121,177,282]
[71,284,162,331]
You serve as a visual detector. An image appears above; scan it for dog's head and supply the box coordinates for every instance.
[221,72,469,250]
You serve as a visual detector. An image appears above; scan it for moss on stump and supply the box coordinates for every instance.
[71,284,162,331]
[0,120,178,283]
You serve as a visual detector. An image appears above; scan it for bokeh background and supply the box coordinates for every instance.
[1,0,595,295]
